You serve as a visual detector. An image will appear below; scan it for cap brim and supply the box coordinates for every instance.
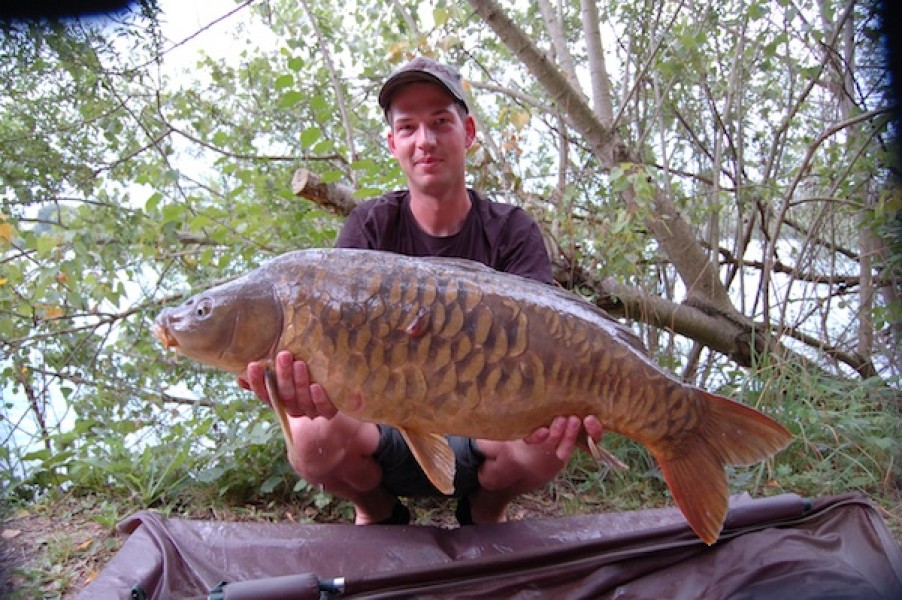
[378,71,467,112]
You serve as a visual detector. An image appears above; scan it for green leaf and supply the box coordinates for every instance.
[312,138,335,154]
[211,130,230,147]
[287,56,304,71]
[313,492,332,509]
[35,233,60,257]
[189,214,211,231]
[632,175,654,202]
[144,192,162,213]
[870,437,892,450]
[247,421,271,445]
[279,90,305,108]
[274,73,294,90]
[353,186,383,198]
[609,166,629,193]
[197,466,225,483]
[23,449,52,462]
[748,2,768,19]
[310,94,328,112]
[350,158,377,172]
[300,126,322,149]
[161,204,185,225]
[320,169,343,183]
[260,475,282,494]
[433,7,449,27]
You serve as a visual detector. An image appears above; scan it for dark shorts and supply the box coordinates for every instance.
[373,426,486,498]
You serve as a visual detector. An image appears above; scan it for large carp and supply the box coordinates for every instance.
[154,248,792,544]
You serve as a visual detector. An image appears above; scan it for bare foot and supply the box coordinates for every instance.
[351,487,402,525]
[465,488,510,524]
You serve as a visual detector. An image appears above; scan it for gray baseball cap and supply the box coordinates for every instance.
[378,57,469,115]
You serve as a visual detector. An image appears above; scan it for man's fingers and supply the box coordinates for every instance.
[270,351,295,406]
[546,416,567,440]
[243,353,337,421]
[555,416,582,462]
[522,426,550,445]
[584,415,604,442]
[310,383,338,418]
[280,356,311,417]
[245,361,270,405]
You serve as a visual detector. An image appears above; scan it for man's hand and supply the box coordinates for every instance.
[474,415,605,503]
[238,350,338,419]
[522,415,604,463]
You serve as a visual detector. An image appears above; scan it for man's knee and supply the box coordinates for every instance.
[286,417,378,483]
[476,440,564,493]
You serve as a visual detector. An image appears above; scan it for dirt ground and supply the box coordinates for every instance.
[1,501,109,598]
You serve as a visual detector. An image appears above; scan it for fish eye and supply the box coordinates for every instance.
[194,298,214,318]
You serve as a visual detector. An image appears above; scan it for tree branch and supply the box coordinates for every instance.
[536,0,582,92]
[580,0,614,125]
[291,168,358,215]
[468,80,559,114]
[783,109,890,210]
[299,0,358,175]
[12,359,51,451]
[30,366,217,409]
[466,0,616,165]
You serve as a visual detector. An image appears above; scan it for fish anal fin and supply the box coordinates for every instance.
[652,389,793,545]
[399,428,455,495]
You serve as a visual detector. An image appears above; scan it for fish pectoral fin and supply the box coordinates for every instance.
[398,428,456,495]
[264,368,295,450]
[586,436,628,471]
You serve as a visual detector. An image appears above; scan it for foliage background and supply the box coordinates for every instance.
[1,0,899,550]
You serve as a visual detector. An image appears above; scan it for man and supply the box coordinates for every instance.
[240,57,603,526]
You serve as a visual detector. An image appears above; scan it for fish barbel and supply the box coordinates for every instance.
[154,248,792,544]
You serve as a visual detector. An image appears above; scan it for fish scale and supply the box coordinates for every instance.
[154,248,792,545]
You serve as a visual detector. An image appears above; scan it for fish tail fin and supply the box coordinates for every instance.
[651,389,793,545]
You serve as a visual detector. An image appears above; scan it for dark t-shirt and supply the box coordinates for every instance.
[335,189,553,284]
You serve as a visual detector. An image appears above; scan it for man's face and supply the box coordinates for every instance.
[386,82,475,198]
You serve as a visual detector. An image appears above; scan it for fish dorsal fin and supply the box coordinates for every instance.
[612,321,648,355]
[398,428,456,495]
[417,255,496,274]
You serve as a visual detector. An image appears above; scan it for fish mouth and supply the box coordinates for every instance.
[153,319,179,350]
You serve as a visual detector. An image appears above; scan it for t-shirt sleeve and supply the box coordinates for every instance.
[497,209,554,285]
[335,209,372,249]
